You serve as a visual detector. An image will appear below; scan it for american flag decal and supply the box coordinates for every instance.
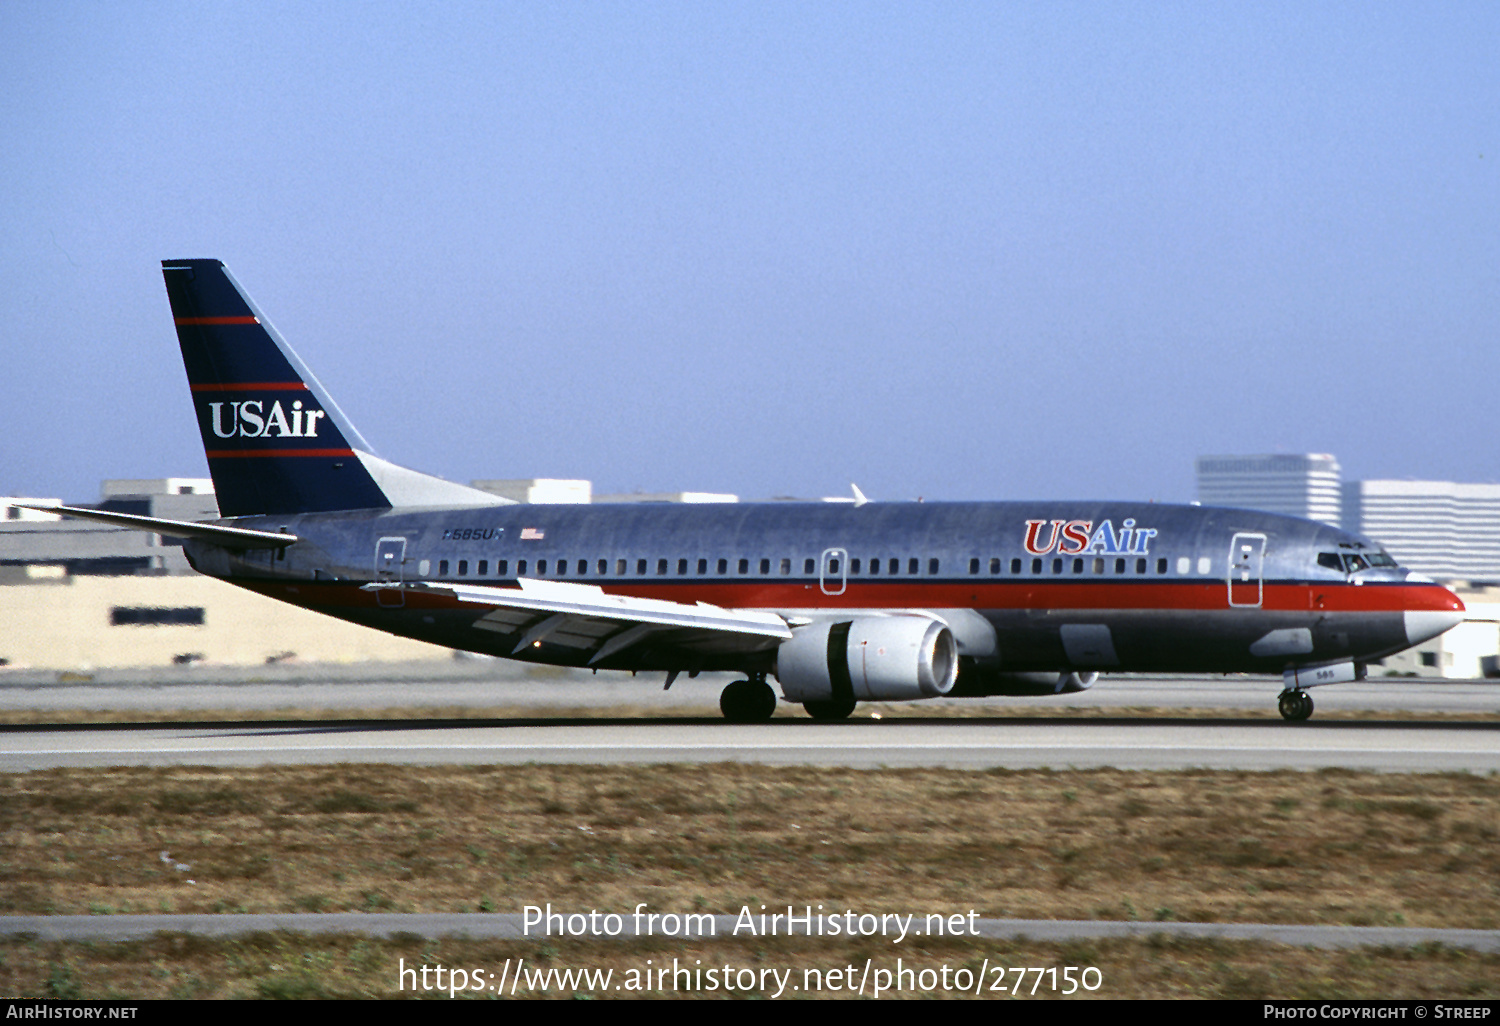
[520,527,545,540]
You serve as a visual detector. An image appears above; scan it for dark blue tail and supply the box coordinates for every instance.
[162,259,392,517]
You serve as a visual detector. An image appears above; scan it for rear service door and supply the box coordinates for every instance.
[375,537,407,607]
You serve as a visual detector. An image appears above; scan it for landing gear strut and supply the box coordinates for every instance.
[1277,688,1314,722]
[720,672,777,723]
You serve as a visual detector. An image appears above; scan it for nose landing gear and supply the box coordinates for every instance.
[1277,688,1314,722]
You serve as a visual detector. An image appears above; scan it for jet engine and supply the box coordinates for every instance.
[776,617,958,703]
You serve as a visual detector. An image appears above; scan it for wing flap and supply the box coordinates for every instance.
[362,577,791,664]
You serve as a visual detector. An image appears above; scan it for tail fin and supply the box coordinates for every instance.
[162,259,506,517]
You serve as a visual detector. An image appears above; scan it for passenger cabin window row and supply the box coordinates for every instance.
[423,553,1213,579]
[425,555,953,578]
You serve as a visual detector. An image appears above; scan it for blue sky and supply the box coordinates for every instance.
[3,2,1496,504]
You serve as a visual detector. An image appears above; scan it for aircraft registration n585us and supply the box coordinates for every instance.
[28,260,1464,722]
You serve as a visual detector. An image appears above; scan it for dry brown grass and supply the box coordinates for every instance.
[3,763,1499,999]
[1,764,1497,930]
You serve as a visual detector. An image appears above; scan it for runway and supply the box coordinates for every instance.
[2,670,1496,772]
[4,715,1499,773]
[2,662,1497,715]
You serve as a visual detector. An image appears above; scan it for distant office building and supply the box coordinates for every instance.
[1343,480,1500,582]
[1195,454,1343,526]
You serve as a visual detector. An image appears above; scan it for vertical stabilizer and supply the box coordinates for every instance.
[162,259,506,516]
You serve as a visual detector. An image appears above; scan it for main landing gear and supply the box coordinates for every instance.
[1277,688,1314,722]
[802,696,857,721]
[720,673,777,723]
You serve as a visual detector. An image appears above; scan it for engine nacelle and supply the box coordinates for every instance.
[776,617,958,703]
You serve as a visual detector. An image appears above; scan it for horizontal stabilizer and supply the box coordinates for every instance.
[13,504,299,549]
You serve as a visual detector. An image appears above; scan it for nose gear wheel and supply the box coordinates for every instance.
[1277,689,1314,721]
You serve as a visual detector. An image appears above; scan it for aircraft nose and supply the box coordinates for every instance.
[1403,576,1465,646]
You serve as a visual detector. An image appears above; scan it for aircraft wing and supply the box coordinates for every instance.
[364,577,792,664]
[11,504,299,549]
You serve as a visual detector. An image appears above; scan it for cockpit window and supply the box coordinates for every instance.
[1367,552,1398,568]
[1342,553,1370,573]
[1317,552,1342,571]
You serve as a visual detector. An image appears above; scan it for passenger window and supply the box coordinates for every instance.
[616,558,626,575]
[517,559,527,576]
[538,558,549,575]
[497,559,508,576]
[697,558,708,574]
[677,558,688,575]
[1072,558,1084,574]
[1156,558,1167,574]
[636,558,647,575]
[869,558,880,575]
[759,558,771,574]
[1052,557,1063,574]
[598,558,607,575]
[717,558,728,574]
[657,559,668,575]
[458,560,468,576]
[779,558,791,575]
[1135,557,1146,574]
[990,557,1001,574]
[968,558,980,575]
[419,559,431,576]
[478,559,488,576]
[1177,557,1190,575]
[439,559,450,576]
[1197,556,1211,575]
[908,558,919,574]
[851,558,862,574]
[1093,557,1105,574]
[888,558,899,574]
[928,558,940,574]
[738,558,749,574]
[1113,557,1124,574]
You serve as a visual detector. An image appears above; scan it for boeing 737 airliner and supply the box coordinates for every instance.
[25,260,1465,721]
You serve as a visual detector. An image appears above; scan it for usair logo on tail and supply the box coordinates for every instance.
[206,399,327,439]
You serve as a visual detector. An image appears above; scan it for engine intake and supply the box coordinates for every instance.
[777,617,958,703]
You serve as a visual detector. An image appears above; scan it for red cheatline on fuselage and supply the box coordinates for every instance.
[175,316,260,325]
[191,382,309,392]
[237,578,1462,616]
